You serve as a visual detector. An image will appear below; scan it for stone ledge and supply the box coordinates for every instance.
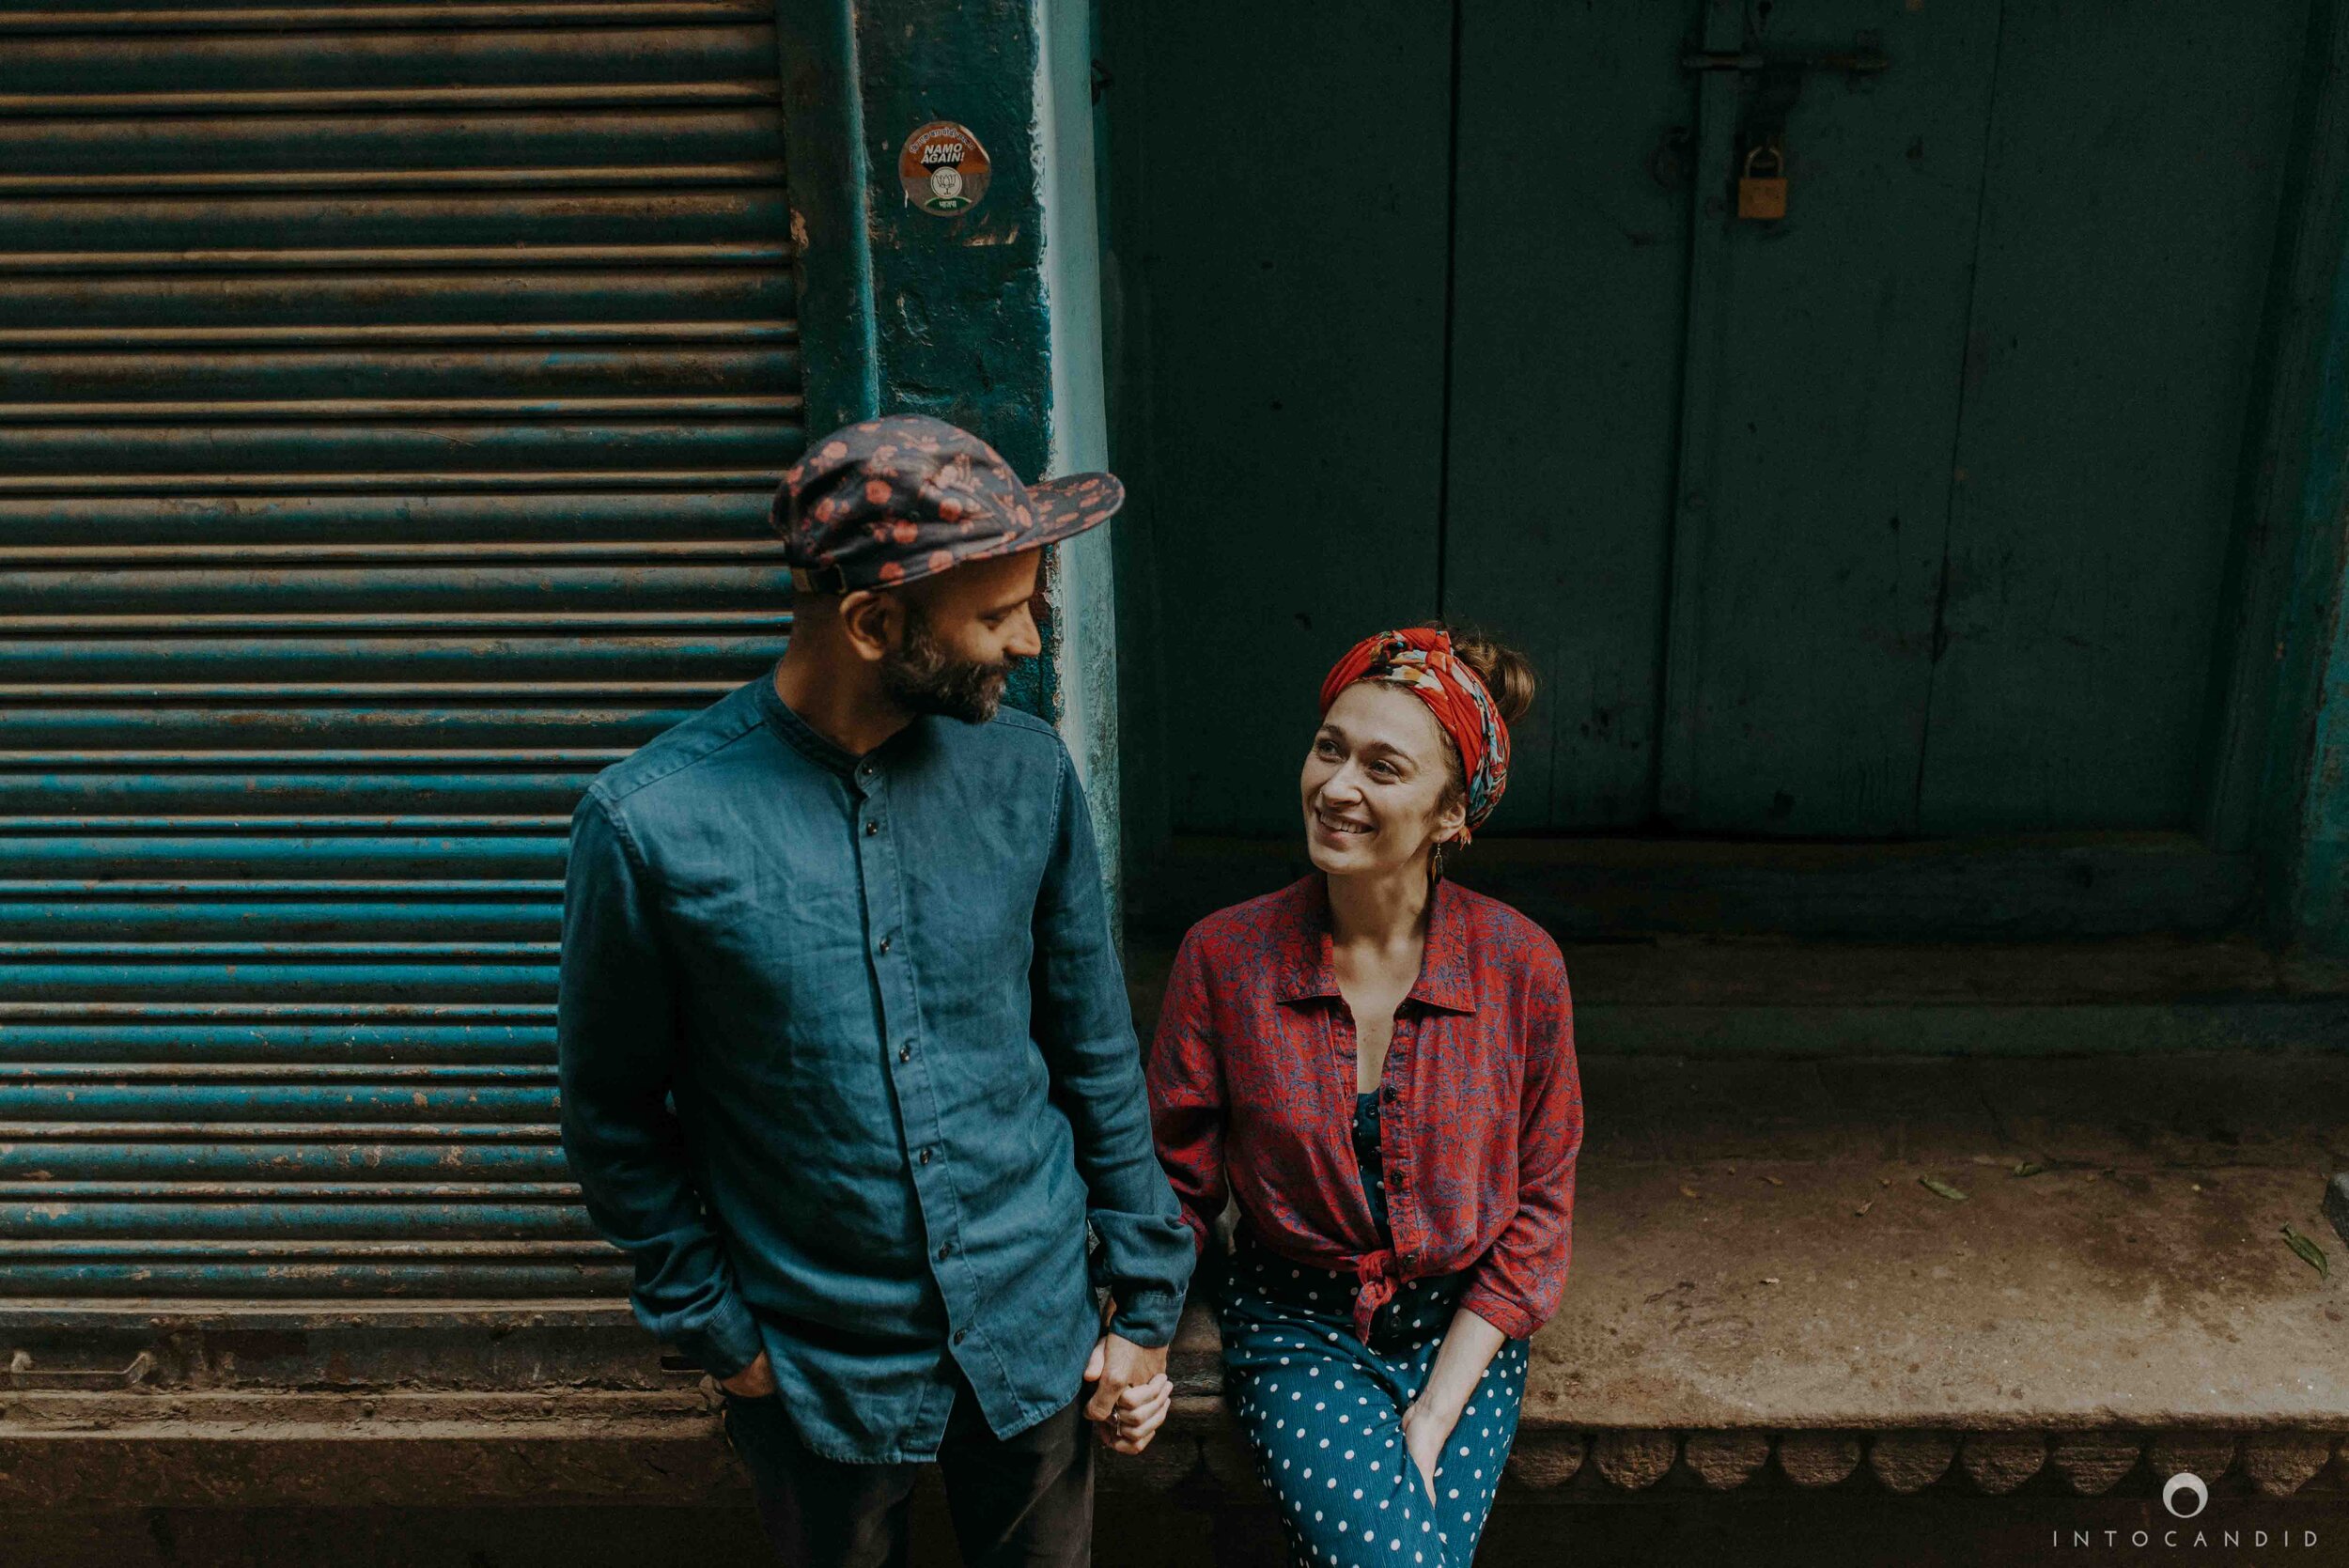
[1162,1054,2348,1430]
[1,1401,2340,1505]
[1122,934,2349,1057]
[0,1054,2340,1508]
[1129,1418,2349,1498]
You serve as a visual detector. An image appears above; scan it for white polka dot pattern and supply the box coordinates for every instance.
[1217,1219,1528,1564]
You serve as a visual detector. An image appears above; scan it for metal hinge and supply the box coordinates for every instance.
[6,1348,154,1389]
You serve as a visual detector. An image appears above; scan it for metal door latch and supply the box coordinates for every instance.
[1680,47,1888,75]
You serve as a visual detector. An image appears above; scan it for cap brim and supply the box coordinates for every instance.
[1024,472,1126,547]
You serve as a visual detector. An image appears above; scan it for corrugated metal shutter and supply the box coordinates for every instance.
[0,0,798,1297]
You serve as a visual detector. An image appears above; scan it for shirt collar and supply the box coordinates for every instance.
[754,663,915,782]
[1274,873,1479,1014]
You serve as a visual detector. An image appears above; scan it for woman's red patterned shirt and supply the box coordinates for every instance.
[1146,873,1581,1342]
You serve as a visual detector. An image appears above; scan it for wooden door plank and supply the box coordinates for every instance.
[1103,0,1454,836]
[1657,0,1745,824]
[1674,0,2003,835]
[2200,3,2349,859]
[1439,0,1696,830]
[1921,1,2307,832]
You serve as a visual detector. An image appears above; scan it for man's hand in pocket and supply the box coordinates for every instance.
[720,1351,777,1398]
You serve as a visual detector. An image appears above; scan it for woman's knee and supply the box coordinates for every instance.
[1246,1436,1446,1559]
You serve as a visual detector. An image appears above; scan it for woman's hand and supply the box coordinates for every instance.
[1401,1305,1507,1501]
[1085,1295,1174,1454]
[1101,1373,1174,1454]
[1400,1396,1459,1505]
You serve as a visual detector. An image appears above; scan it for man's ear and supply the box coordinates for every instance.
[836,588,901,662]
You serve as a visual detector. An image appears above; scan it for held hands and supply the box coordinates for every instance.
[719,1318,1177,1452]
[1082,1297,1173,1455]
[719,1350,777,1399]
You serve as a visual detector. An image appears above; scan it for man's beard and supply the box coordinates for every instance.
[878,604,1012,723]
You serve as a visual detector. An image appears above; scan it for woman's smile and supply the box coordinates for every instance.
[1312,804,1375,840]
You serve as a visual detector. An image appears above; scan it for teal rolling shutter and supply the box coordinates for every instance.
[0,0,798,1296]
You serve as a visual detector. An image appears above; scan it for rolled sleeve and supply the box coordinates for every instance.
[1459,952,1581,1341]
[556,789,764,1379]
[1029,748,1197,1347]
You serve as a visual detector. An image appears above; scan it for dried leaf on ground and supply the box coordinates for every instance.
[1759,1174,1783,1187]
[1854,1199,1875,1217]
[1679,1185,1701,1200]
[2281,1223,2329,1278]
[1918,1175,1969,1203]
[2012,1160,2046,1178]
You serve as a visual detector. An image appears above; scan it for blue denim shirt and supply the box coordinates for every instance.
[556,670,1194,1462]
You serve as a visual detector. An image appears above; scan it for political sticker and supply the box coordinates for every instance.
[899,120,990,216]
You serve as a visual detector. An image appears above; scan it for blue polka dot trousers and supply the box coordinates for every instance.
[1216,1233,1530,1567]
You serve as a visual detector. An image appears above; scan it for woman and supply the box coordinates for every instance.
[1146,625,1581,1565]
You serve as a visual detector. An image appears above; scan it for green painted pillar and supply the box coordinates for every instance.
[776,0,1123,908]
[1036,0,1121,918]
[2272,224,2349,951]
[2251,7,2349,953]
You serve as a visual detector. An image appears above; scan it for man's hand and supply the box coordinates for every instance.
[719,1350,776,1399]
[1081,1312,1172,1455]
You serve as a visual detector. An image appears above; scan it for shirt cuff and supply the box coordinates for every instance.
[1105,1287,1184,1349]
[673,1290,766,1380]
[1456,1281,1542,1343]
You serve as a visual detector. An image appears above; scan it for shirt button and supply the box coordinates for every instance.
[937,1242,953,1260]
[865,819,879,836]
[918,1147,932,1165]
[879,936,893,954]
[899,1043,913,1063]
[952,1328,968,1345]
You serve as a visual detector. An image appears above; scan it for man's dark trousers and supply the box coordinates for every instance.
[721,1357,1092,1568]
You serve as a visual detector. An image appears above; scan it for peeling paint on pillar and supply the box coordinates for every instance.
[2248,10,2349,951]
[845,0,1062,721]
[1035,0,1123,916]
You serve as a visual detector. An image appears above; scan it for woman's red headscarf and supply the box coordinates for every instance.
[1316,627,1512,845]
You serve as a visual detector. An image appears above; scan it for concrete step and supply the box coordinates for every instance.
[1151,1050,2349,1498]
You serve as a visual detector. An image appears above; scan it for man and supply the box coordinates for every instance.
[557,414,1195,1567]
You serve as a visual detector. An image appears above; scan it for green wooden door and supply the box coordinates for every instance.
[1105,1,2315,868]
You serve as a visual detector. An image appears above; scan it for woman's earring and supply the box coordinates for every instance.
[1430,841,1448,880]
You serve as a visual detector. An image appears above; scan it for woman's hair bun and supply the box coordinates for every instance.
[1425,621,1536,728]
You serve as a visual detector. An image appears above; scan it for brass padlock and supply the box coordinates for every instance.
[1737,144,1788,221]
